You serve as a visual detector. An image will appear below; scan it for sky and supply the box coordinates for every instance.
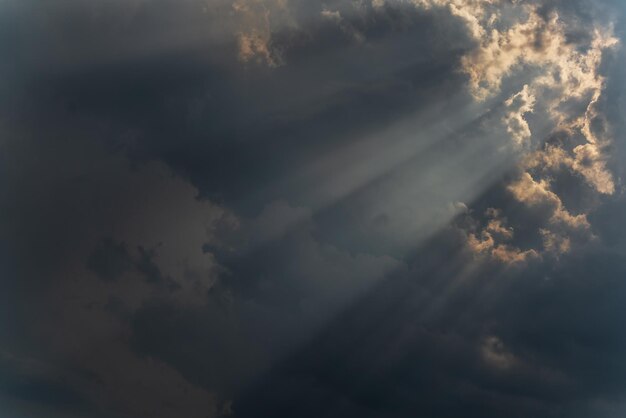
[1,0,626,417]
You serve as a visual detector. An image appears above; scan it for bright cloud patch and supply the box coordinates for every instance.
[230,0,619,264]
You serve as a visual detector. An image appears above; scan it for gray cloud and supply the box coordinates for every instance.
[1,0,626,417]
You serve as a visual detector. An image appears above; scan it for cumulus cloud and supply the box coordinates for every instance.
[232,0,295,66]
[503,84,536,146]
[465,172,592,262]
[233,0,617,263]
[466,208,540,265]
[2,1,626,417]
[507,173,590,230]
[420,0,620,262]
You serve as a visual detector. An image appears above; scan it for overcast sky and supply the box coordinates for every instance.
[1,1,626,417]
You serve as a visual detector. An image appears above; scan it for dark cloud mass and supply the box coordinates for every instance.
[1,0,626,417]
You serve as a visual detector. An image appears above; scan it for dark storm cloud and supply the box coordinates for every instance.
[129,200,400,395]
[3,1,469,411]
[0,350,102,418]
[87,238,134,282]
[0,123,228,416]
[234,229,626,418]
[2,0,626,417]
[0,0,475,211]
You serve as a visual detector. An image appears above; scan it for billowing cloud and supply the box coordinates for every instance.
[466,207,541,265]
[232,0,619,263]
[421,0,621,262]
[503,84,536,145]
[232,0,292,67]
[2,0,626,417]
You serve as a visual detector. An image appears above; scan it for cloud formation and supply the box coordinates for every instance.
[425,0,621,263]
[228,0,619,264]
[1,1,626,417]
